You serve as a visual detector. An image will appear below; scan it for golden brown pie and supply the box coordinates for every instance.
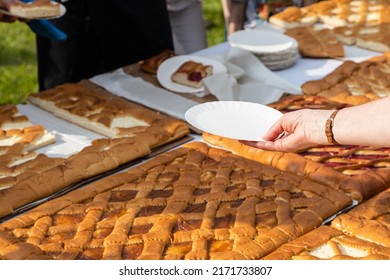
[301,52,390,105]
[139,50,176,75]
[0,125,55,152]
[0,142,352,260]
[264,225,390,260]
[171,60,213,89]
[0,105,32,130]
[28,82,190,148]
[270,0,390,28]
[202,132,390,202]
[0,136,151,220]
[285,26,344,58]
[268,94,347,112]
[269,6,318,29]
[334,23,390,52]
[331,188,390,248]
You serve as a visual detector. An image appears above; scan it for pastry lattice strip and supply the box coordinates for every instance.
[0,142,352,260]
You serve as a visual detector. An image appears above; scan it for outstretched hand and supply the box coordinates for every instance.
[240,109,331,152]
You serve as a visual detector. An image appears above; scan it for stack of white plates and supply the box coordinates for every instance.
[228,29,298,70]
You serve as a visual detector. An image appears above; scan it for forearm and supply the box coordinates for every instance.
[332,97,390,147]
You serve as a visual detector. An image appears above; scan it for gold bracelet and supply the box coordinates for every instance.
[325,110,340,145]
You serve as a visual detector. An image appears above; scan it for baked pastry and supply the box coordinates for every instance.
[28,82,189,148]
[9,0,60,18]
[140,50,175,75]
[333,23,390,52]
[264,226,390,260]
[202,131,390,202]
[285,26,344,58]
[269,0,390,29]
[0,136,151,220]
[301,52,390,105]
[268,94,346,112]
[269,6,318,29]
[0,142,352,260]
[0,105,32,130]
[0,125,56,152]
[171,60,213,88]
[331,188,390,248]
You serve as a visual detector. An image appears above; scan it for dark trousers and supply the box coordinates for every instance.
[37,0,173,90]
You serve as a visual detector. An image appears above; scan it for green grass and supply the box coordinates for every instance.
[0,1,224,105]
[0,22,38,105]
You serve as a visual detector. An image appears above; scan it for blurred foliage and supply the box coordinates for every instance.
[203,0,225,47]
[0,2,225,105]
[0,22,38,105]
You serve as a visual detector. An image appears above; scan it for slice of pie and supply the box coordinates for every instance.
[0,105,32,130]
[285,26,344,58]
[0,125,56,152]
[171,60,213,88]
[9,0,60,18]
[140,49,176,75]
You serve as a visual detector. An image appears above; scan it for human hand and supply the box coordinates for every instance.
[0,0,24,23]
[240,109,332,152]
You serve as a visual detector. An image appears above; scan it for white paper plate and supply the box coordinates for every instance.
[0,3,66,20]
[157,55,227,94]
[185,101,283,141]
[228,29,298,54]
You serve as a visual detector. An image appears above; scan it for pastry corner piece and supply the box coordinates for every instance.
[171,60,213,88]
[9,0,60,18]
[140,49,176,75]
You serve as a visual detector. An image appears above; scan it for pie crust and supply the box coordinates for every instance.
[28,82,189,148]
[140,50,176,75]
[285,26,344,58]
[264,225,390,260]
[269,0,390,28]
[301,52,390,105]
[331,188,390,248]
[202,132,390,202]
[0,142,351,260]
[171,61,213,89]
[0,136,151,220]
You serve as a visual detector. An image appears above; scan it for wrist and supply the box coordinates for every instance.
[325,110,341,145]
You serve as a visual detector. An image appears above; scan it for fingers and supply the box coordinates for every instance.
[0,13,18,23]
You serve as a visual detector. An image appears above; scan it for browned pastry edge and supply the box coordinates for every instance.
[139,49,176,75]
[301,52,390,105]
[338,168,390,202]
[0,141,353,260]
[285,26,344,58]
[263,226,342,259]
[171,60,213,89]
[202,132,347,189]
[331,213,390,248]
[0,105,31,129]
[0,136,151,219]
[28,81,190,143]
[264,225,390,260]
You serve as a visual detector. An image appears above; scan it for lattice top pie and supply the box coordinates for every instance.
[0,142,351,260]
[301,52,390,105]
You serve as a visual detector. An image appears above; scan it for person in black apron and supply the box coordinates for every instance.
[36,0,174,90]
